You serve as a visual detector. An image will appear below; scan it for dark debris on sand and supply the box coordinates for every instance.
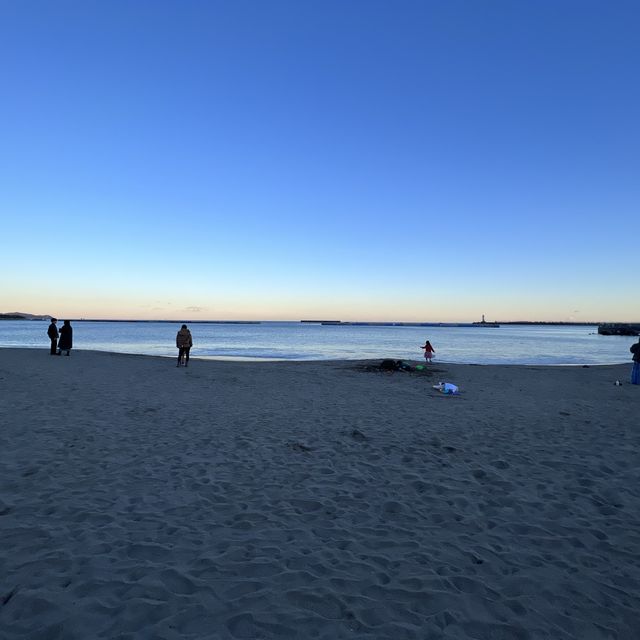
[349,360,442,377]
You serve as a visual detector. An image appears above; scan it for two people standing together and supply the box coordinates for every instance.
[47,318,73,356]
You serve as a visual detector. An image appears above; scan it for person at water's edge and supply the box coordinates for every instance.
[176,324,193,367]
[47,318,59,355]
[58,320,73,356]
[631,338,640,385]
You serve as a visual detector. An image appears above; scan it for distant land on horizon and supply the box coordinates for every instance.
[3,312,640,326]
[0,312,51,320]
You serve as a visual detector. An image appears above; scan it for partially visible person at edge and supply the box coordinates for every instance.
[631,337,640,385]
[176,324,193,367]
[420,340,435,364]
[47,318,59,355]
[58,320,73,356]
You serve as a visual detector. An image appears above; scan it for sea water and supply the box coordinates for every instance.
[0,320,634,365]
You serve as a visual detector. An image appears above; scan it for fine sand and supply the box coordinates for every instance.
[1,348,639,639]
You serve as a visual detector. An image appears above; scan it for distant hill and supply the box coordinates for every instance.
[0,312,51,320]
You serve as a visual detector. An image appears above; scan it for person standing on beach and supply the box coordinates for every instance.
[176,324,193,367]
[58,320,73,356]
[47,318,59,355]
[420,340,435,363]
[631,338,640,385]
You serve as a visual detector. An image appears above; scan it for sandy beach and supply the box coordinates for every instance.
[1,348,639,639]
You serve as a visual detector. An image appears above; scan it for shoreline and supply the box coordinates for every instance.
[1,348,638,638]
[0,345,630,367]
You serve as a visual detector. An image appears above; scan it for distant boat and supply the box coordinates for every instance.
[472,314,500,328]
[598,323,640,336]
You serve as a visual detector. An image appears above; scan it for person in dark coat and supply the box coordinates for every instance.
[631,338,640,385]
[58,320,73,356]
[47,318,59,355]
[176,324,193,367]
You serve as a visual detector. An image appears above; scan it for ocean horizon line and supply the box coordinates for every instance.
[4,314,640,326]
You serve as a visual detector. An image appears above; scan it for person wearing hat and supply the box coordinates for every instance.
[47,318,59,355]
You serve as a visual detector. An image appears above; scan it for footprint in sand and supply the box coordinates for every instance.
[287,442,312,453]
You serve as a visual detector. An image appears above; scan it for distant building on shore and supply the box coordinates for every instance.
[472,314,500,327]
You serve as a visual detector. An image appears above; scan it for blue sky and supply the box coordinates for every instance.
[1,0,638,321]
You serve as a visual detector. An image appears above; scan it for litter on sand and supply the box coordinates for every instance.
[433,382,460,395]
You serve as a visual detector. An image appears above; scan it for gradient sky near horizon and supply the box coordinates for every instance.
[1,1,638,322]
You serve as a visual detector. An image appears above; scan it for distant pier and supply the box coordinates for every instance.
[598,323,640,336]
[472,314,500,327]
[308,321,500,328]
